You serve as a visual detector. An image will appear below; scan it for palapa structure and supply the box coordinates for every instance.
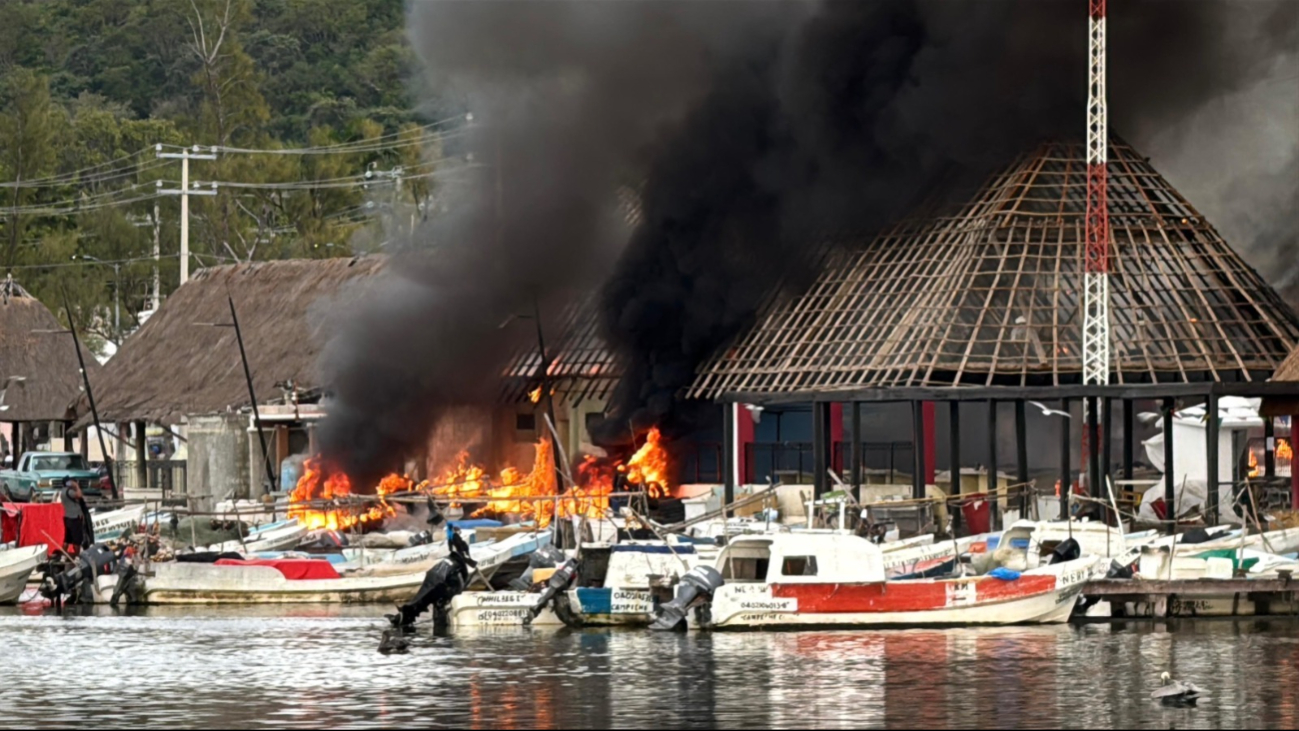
[691,138,1299,520]
[692,139,1299,401]
[87,257,382,425]
[0,277,101,453]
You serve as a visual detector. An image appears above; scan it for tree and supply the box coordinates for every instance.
[0,69,62,267]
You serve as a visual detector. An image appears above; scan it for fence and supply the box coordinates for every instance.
[745,441,914,485]
[109,460,187,496]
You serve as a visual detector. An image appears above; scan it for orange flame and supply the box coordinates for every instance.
[1248,449,1259,478]
[423,428,673,528]
[622,427,670,498]
[528,386,543,404]
[1278,438,1294,463]
[289,457,411,531]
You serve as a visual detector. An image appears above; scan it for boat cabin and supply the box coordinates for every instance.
[717,533,886,585]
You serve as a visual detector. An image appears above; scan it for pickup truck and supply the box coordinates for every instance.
[0,452,103,503]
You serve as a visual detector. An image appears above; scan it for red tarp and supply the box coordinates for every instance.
[215,558,341,581]
[2,503,64,556]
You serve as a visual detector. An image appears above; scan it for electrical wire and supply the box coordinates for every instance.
[4,253,181,271]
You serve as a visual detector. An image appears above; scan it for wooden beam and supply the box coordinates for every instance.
[1206,391,1220,525]
[1015,400,1029,519]
[911,400,926,501]
[1264,415,1276,479]
[949,401,962,534]
[134,420,147,491]
[813,401,831,499]
[987,400,999,529]
[716,380,1299,407]
[1060,398,1072,520]
[1087,397,1101,499]
[1122,398,1134,480]
[851,402,863,499]
[722,403,735,512]
[1163,396,1176,534]
[1082,578,1298,597]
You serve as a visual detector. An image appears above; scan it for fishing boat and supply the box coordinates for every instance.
[206,520,307,554]
[92,530,551,604]
[451,540,702,627]
[700,533,1097,629]
[91,505,147,542]
[0,545,46,604]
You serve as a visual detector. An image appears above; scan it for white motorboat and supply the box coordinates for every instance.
[0,545,46,604]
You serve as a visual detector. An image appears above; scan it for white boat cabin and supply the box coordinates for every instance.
[717,533,886,586]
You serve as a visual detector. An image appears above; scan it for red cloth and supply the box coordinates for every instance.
[214,558,341,581]
[2,503,65,556]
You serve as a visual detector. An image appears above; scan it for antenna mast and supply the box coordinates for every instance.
[1082,0,1111,495]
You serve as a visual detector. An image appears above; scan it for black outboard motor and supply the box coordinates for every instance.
[650,565,724,631]
[524,557,579,626]
[41,544,120,606]
[510,544,567,591]
[407,530,433,548]
[1046,538,1081,565]
[387,526,476,628]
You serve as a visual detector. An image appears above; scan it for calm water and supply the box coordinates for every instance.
[2,606,1297,729]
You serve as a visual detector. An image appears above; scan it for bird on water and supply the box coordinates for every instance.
[1151,672,1204,706]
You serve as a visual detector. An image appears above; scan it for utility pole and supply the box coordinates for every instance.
[156,145,217,285]
[152,200,161,311]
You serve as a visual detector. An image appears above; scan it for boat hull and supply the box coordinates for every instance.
[708,557,1095,629]
[95,563,428,604]
[0,545,46,604]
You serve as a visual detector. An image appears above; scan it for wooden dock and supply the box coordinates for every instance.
[1082,578,1298,619]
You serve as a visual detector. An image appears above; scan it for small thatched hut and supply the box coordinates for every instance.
[0,277,101,458]
[82,257,383,504]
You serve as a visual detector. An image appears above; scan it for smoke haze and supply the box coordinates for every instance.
[318,0,1297,484]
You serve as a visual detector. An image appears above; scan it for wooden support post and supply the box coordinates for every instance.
[1015,399,1029,520]
[1163,397,1176,534]
[1087,396,1102,499]
[949,401,962,534]
[62,422,73,452]
[1264,415,1276,479]
[850,402,863,500]
[986,400,999,530]
[1122,399,1134,480]
[1102,397,1113,489]
[1292,414,1299,511]
[1206,391,1220,525]
[1060,398,1072,521]
[134,420,148,493]
[722,403,735,513]
[813,401,831,499]
[911,400,926,501]
[79,427,89,458]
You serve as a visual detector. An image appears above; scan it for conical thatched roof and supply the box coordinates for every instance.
[0,278,99,422]
[691,138,1299,400]
[86,257,383,425]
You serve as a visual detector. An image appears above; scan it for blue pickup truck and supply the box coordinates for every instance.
[0,452,104,502]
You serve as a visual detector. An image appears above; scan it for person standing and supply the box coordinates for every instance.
[61,478,92,554]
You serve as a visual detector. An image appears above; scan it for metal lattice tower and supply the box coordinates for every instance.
[1083,0,1111,387]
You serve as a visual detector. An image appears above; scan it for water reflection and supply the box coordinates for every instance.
[1,607,1296,729]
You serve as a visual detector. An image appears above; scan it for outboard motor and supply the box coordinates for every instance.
[41,544,120,606]
[387,526,476,628]
[407,530,433,548]
[649,565,724,631]
[1046,538,1081,565]
[510,544,567,591]
[524,557,579,626]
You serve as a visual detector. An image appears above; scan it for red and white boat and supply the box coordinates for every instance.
[704,533,1096,629]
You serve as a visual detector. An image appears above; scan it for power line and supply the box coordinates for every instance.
[4,253,181,271]
[209,113,472,156]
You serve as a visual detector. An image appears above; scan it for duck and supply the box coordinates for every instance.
[378,630,410,655]
[1151,672,1204,706]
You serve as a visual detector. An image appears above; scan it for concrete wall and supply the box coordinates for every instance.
[187,413,251,511]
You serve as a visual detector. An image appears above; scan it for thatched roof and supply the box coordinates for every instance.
[500,293,622,405]
[691,138,1299,400]
[85,257,383,425]
[0,279,100,422]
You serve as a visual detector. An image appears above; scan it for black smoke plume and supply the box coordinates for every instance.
[319,0,1296,485]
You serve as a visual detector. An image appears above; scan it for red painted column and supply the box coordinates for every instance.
[736,404,755,485]
[924,402,937,485]
[830,403,845,473]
